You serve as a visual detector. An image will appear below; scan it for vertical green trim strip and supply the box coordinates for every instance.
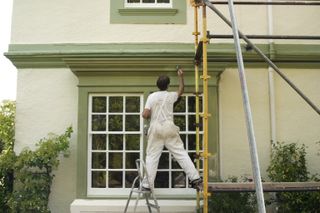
[77,88,89,198]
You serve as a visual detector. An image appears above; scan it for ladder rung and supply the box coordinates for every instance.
[147,203,160,209]
[132,189,151,194]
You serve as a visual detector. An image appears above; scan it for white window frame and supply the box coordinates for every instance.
[87,94,144,196]
[124,0,172,8]
[87,93,203,197]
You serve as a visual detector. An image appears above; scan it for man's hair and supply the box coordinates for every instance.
[156,75,170,91]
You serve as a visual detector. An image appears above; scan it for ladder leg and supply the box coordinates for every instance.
[124,190,134,213]
[145,194,153,213]
[150,188,160,213]
[134,192,141,213]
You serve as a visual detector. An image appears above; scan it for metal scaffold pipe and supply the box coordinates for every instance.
[201,4,210,213]
[192,4,201,212]
[208,34,320,40]
[209,0,320,5]
[226,0,266,212]
[203,0,320,115]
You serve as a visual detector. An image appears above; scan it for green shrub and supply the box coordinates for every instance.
[7,127,72,213]
[267,141,320,213]
[0,100,73,212]
[0,101,16,212]
[208,177,257,213]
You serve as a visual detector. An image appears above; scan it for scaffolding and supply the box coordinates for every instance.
[191,0,320,213]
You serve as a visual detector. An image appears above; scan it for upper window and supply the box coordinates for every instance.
[110,0,186,24]
[125,0,172,8]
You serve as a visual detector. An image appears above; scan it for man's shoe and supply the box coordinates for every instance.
[190,178,203,191]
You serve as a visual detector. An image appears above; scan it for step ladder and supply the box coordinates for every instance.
[124,159,160,213]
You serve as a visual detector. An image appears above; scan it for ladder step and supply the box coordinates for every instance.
[147,203,160,209]
[132,189,151,194]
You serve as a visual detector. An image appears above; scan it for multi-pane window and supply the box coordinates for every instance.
[125,0,172,8]
[88,93,203,195]
[155,95,204,190]
[88,94,143,195]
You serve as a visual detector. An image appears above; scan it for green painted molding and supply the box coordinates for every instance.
[110,0,186,24]
[4,43,320,71]
[77,84,218,198]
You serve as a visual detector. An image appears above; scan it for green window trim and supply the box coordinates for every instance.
[76,80,219,198]
[110,0,186,24]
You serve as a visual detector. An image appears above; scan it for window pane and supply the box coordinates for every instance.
[188,96,203,113]
[92,134,106,150]
[180,134,186,149]
[172,156,181,169]
[125,171,138,188]
[92,97,106,112]
[126,153,140,169]
[125,115,140,131]
[188,115,196,131]
[158,153,169,169]
[157,0,170,3]
[109,134,123,150]
[92,115,106,131]
[143,0,155,3]
[174,96,186,112]
[174,115,185,131]
[155,172,169,188]
[92,152,106,169]
[109,171,123,188]
[126,97,140,112]
[92,171,106,188]
[188,134,203,150]
[127,0,140,3]
[109,115,122,131]
[109,153,123,169]
[109,97,123,112]
[172,172,186,188]
[126,134,140,150]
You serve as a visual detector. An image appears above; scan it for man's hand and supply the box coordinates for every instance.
[142,108,151,119]
[177,68,184,76]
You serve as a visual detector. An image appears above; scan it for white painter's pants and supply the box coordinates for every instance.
[143,129,200,189]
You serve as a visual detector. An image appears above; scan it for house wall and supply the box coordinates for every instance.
[219,68,320,179]
[10,0,320,44]
[14,68,78,212]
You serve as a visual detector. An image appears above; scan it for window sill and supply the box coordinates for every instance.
[70,199,196,213]
[118,8,178,16]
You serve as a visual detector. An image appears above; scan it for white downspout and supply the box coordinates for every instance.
[267,0,277,145]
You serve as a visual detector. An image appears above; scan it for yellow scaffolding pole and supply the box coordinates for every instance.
[192,4,201,212]
[191,1,211,212]
[201,4,211,213]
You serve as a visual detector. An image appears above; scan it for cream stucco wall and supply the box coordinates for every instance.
[10,0,320,44]
[15,68,78,213]
[219,68,320,179]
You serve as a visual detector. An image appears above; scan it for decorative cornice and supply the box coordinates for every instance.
[4,43,320,75]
